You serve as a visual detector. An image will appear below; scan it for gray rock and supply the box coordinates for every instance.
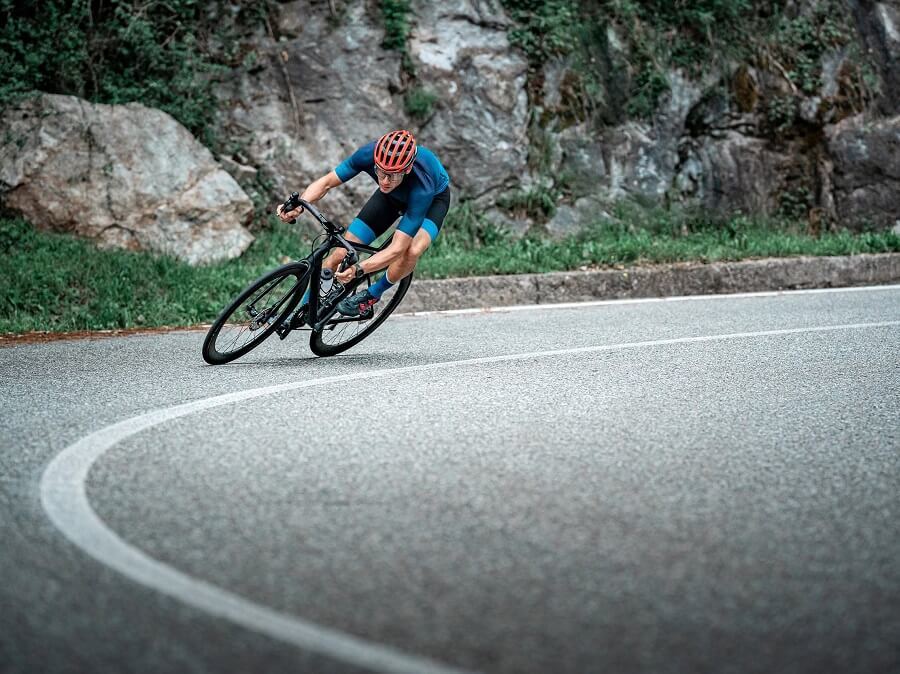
[545,205,581,239]
[214,1,405,227]
[827,113,900,229]
[212,0,528,227]
[484,208,531,237]
[676,132,790,215]
[557,127,607,198]
[409,0,529,198]
[545,197,606,239]
[218,156,258,183]
[851,0,900,114]
[553,71,712,207]
[0,94,253,265]
[799,96,823,124]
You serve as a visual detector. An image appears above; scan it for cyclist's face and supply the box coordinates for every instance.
[376,167,407,193]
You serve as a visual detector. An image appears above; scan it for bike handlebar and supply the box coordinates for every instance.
[281,192,331,226]
[279,192,358,268]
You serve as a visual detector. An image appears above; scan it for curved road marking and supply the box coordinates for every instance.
[41,320,900,674]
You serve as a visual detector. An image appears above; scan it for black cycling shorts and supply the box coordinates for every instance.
[348,186,451,244]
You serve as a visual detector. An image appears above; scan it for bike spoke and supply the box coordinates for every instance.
[316,283,396,347]
[211,273,301,357]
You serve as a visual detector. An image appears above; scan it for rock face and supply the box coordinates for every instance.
[209,0,900,238]
[214,0,528,226]
[851,0,900,114]
[827,114,900,228]
[676,132,791,216]
[214,0,407,227]
[0,94,253,265]
[408,0,529,196]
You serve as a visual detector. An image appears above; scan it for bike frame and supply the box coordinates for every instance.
[289,197,392,334]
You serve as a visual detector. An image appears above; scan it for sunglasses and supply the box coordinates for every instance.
[375,167,406,183]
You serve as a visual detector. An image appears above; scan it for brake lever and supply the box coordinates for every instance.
[338,250,359,272]
[280,192,303,224]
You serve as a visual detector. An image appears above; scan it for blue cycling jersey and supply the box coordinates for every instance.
[334,141,450,236]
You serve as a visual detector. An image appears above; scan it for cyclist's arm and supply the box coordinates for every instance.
[301,171,342,204]
[277,171,342,222]
[354,192,428,275]
[356,231,413,275]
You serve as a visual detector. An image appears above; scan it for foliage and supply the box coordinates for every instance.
[503,0,580,63]
[771,8,852,95]
[0,215,311,333]
[765,95,797,134]
[4,211,897,333]
[500,0,772,121]
[497,184,560,220]
[380,0,412,52]
[751,1,873,136]
[419,205,900,279]
[404,86,437,120]
[0,0,264,142]
[434,200,508,250]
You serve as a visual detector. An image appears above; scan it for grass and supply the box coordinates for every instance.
[420,204,900,278]
[2,209,898,334]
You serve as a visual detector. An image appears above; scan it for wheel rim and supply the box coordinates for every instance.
[314,277,406,349]
[213,272,303,357]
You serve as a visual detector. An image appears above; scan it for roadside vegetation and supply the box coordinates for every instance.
[0,0,269,146]
[2,212,897,334]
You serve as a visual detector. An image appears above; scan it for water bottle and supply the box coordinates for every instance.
[319,268,334,297]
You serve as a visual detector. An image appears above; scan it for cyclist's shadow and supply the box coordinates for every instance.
[219,352,421,369]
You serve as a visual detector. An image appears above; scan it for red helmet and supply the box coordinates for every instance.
[374,130,417,172]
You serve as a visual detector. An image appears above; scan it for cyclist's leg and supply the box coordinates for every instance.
[380,186,451,290]
[302,190,400,308]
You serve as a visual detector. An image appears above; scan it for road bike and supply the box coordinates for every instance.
[201,193,412,364]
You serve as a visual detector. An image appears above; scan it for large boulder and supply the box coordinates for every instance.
[827,113,900,229]
[552,71,713,200]
[0,94,253,265]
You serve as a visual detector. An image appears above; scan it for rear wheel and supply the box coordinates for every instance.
[202,262,310,365]
[309,272,412,357]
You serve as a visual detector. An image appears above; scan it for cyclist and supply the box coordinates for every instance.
[277,129,451,322]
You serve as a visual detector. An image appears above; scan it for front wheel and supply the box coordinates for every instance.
[202,262,310,365]
[309,273,412,357]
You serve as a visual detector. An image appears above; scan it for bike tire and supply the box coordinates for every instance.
[309,273,412,357]
[202,262,310,365]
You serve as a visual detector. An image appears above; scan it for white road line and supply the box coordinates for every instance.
[40,320,900,674]
[396,283,900,318]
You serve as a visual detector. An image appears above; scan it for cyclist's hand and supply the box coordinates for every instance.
[335,266,355,284]
[276,203,303,222]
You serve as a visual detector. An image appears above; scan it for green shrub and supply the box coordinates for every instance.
[404,87,438,120]
[498,185,560,220]
[0,0,264,143]
[381,0,412,51]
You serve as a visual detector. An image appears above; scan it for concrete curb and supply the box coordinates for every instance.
[401,253,900,312]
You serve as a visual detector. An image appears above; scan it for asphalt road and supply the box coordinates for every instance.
[1,286,899,674]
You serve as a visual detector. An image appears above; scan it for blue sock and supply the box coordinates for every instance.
[368,272,395,299]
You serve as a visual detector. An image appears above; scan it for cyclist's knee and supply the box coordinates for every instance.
[325,249,344,266]
[407,239,431,261]
[398,249,421,269]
